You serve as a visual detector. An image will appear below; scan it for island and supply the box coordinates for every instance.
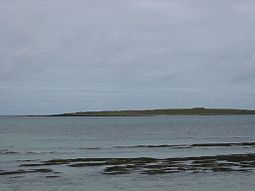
[55,107,255,117]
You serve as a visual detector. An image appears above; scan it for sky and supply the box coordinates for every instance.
[0,0,255,115]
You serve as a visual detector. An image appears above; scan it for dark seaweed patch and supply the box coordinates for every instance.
[45,175,60,178]
[103,166,131,175]
[68,162,108,167]
[0,168,53,176]
[19,153,255,175]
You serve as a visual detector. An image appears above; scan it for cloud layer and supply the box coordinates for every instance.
[1,0,255,114]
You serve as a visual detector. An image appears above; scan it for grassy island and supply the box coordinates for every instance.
[57,107,255,116]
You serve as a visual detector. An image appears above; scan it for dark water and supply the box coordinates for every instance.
[0,115,255,191]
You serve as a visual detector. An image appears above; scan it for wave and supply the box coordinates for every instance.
[2,142,254,156]
[114,141,255,149]
[0,150,19,155]
[78,147,102,150]
[0,150,75,155]
[25,151,76,155]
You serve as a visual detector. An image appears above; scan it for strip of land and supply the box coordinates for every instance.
[56,108,255,116]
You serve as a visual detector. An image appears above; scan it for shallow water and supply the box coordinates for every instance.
[0,115,255,191]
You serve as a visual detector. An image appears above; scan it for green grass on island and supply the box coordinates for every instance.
[57,107,255,116]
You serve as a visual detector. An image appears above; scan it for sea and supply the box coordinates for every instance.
[0,115,255,191]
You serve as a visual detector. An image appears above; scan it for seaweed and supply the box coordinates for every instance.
[18,153,255,175]
[0,168,53,176]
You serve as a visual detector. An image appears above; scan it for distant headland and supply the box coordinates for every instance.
[54,107,255,117]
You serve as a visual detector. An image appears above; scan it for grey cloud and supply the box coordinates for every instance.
[0,0,255,114]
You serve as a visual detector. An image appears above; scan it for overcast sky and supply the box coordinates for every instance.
[0,0,255,114]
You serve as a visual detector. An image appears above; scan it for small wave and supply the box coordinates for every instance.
[25,151,75,155]
[78,147,102,150]
[114,141,255,149]
[17,159,40,162]
[0,150,19,155]
[0,150,75,155]
[191,142,255,147]
[177,136,255,139]
[114,145,192,149]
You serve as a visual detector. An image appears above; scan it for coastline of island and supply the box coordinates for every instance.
[54,107,255,117]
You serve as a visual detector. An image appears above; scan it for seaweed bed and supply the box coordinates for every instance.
[0,168,54,176]
[10,153,254,176]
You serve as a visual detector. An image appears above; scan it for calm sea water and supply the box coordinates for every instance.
[0,115,255,191]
